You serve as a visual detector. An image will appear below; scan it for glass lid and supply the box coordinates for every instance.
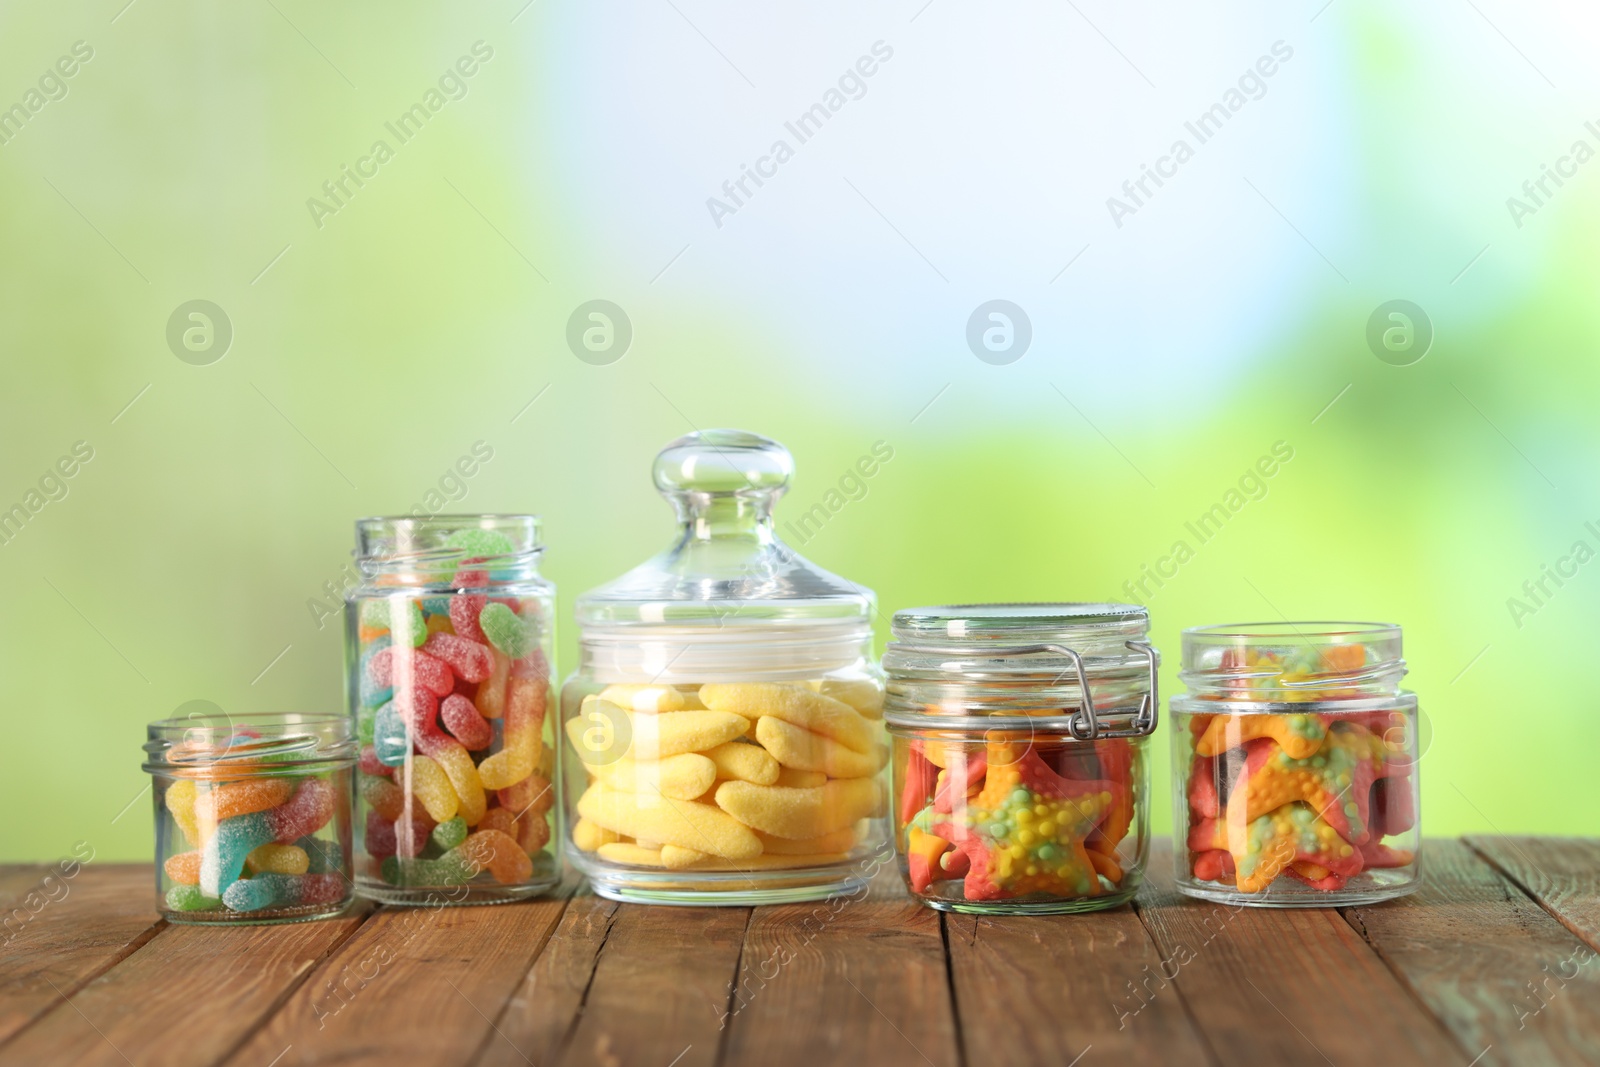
[575,430,875,633]
[889,602,1148,658]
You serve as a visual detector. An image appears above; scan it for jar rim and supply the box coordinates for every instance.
[143,712,355,778]
[892,601,1147,637]
[1181,620,1399,640]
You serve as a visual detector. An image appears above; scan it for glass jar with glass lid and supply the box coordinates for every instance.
[1171,621,1420,906]
[562,430,888,905]
[883,603,1158,914]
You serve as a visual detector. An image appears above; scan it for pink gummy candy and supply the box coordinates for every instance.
[449,594,488,644]
[267,778,334,843]
[422,632,493,683]
[440,693,493,750]
[366,647,454,698]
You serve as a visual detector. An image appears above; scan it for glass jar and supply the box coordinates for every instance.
[883,603,1158,914]
[1172,622,1420,906]
[345,514,559,905]
[562,430,888,905]
[142,712,355,924]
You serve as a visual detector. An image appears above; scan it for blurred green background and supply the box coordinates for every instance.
[3,0,1596,861]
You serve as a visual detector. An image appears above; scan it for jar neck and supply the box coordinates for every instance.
[142,713,355,779]
[667,492,777,541]
[355,514,544,588]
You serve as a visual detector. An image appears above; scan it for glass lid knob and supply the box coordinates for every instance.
[653,429,794,501]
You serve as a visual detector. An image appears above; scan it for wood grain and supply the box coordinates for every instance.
[0,909,368,1067]
[721,873,959,1067]
[946,905,1212,1067]
[1134,842,1462,1066]
[224,892,572,1067]
[1468,837,1600,951]
[473,889,617,1067]
[0,865,161,1047]
[1344,839,1600,1066]
[551,903,749,1067]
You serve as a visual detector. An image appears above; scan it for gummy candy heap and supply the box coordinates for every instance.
[161,731,349,916]
[1184,646,1416,894]
[355,532,553,888]
[901,736,1136,902]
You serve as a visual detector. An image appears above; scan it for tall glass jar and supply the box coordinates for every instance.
[883,604,1158,914]
[562,430,888,905]
[1172,622,1420,906]
[143,712,355,924]
[345,515,559,905]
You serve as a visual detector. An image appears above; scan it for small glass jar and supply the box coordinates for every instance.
[143,712,355,924]
[1172,622,1420,906]
[345,515,560,905]
[562,430,888,905]
[883,604,1158,914]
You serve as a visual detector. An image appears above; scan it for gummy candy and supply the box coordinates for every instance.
[478,602,534,659]
[222,873,346,913]
[246,843,310,876]
[432,816,468,851]
[166,884,220,912]
[423,632,493,684]
[445,528,515,558]
[199,779,333,896]
[440,693,492,750]
[367,646,453,698]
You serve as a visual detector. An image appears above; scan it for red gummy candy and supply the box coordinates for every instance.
[441,693,493,750]
[365,809,397,859]
[359,745,393,778]
[900,741,937,825]
[367,647,455,698]
[423,632,493,684]
[268,779,334,843]
[449,594,488,645]
[394,808,437,860]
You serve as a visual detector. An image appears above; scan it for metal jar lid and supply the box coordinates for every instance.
[882,602,1159,742]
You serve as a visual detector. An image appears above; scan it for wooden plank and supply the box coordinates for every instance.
[0,865,161,1047]
[473,889,619,1067]
[720,868,959,1067]
[224,890,574,1067]
[1343,839,1600,1066]
[0,908,370,1067]
[1468,837,1600,951]
[0,868,50,906]
[1133,841,1462,1065]
[946,902,1212,1065]
[551,903,749,1067]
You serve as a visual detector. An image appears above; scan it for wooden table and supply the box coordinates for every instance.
[1,839,1596,1067]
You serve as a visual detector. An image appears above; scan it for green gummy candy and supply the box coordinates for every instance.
[381,854,471,887]
[166,884,221,912]
[445,528,515,559]
[432,816,468,852]
[479,602,533,658]
[362,598,425,646]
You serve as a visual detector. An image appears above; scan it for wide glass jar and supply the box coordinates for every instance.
[884,604,1158,914]
[562,430,888,905]
[345,515,559,905]
[143,712,355,924]
[1172,622,1420,906]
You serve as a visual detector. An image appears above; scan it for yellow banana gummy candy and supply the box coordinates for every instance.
[699,683,873,754]
[713,778,881,840]
[578,783,763,860]
[755,716,886,779]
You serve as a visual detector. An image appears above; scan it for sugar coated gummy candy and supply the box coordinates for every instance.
[440,693,493,750]
[166,884,220,912]
[432,816,468,852]
[222,873,346,913]
[445,528,516,558]
[477,602,534,659]
[199,778,333,897]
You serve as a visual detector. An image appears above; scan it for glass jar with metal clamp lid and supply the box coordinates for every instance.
[1172,622,1420,906]
[882,603,1158,914]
